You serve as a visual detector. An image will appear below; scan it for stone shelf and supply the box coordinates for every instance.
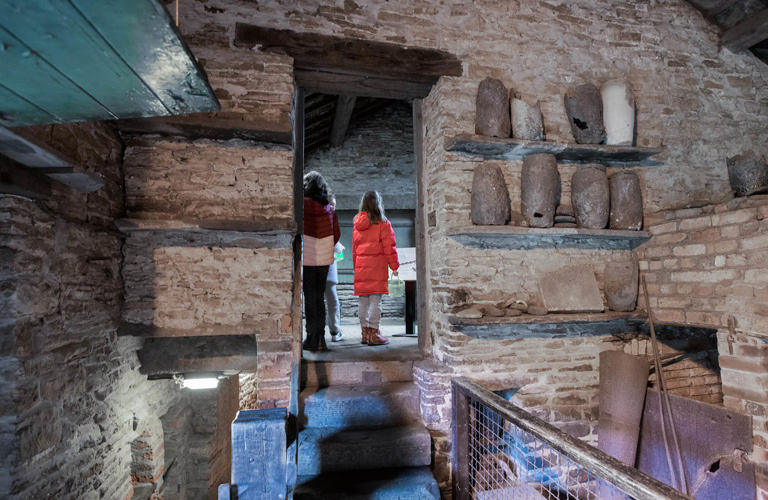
[449,312,646,340]
[448,226,651,250]
[446,133,662,166]
[115,218,295,249]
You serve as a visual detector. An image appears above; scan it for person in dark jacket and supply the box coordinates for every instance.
[303,171,340,352]
[352,191,399,346]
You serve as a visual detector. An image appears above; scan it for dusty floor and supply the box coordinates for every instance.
[302,317,420,362]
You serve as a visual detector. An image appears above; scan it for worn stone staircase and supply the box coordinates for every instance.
[294,354,440,499]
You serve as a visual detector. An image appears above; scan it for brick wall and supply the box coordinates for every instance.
[639,196,768,332]
[638,196,768,494]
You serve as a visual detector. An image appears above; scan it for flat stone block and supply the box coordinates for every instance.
[297,424,431,475]
[231,409,287,494]
[300,383,419,429]
[539,265,604,313]
[295,466,440,499]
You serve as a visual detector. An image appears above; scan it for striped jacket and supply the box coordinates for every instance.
[303,197,340,266]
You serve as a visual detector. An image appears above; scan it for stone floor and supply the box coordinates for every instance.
[302,317,420,362]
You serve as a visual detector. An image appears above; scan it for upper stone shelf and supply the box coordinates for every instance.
[449,226,651,250]
[446,133,663,166]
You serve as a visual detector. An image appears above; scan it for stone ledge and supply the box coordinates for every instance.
[116,218,295,248]
[448,312,646,340]
[446,133,663,166]
[448,225,651,250]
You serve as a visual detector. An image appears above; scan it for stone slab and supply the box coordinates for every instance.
[300,382,420,429]
[448,226,651,250]
[295,466,440,499]
[231,408,287,496]
[301,359,415,388]
[446,133,662,166]
[297,424,431,475]
[539,265,604,313]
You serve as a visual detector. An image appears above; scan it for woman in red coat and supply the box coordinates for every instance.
[353,191,399,346]
[303,171,340,352]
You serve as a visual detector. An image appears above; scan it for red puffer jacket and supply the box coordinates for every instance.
[352,212,399,296]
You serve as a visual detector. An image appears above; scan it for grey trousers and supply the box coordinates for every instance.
[358,294,382,329]
[325,281,341,333]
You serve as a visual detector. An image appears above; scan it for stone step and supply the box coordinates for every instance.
[297,424,431,475]
[294,466,440,499]
[301,359,414,388]
[300,382,420,429]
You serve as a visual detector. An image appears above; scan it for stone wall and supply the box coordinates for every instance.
[0,122,189,499]
[305,99,416,212]
[147,0,768,496]
[121,134,300,410]
[125,136,295,223]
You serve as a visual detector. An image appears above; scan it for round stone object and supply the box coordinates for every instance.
[471,164,510,225]
[571,164,609,229]
[609,171,643,230]
[475,77,511,138]
[564,83,606,144]
[521,153,560,228]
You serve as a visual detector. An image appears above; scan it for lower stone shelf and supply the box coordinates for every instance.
[448,226,651,250]
[448,312,646,340]
[115,218,295,249]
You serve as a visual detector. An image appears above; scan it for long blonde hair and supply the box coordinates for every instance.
[360,190,387,223]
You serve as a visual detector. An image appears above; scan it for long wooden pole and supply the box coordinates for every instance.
[641,275,689,494]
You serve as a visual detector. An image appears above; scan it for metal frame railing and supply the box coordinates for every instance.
[452,377,692,500]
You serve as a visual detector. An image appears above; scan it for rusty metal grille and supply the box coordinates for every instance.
[467,398,629,500]
[453,377,691,500]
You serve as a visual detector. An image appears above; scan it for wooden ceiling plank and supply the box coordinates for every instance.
[71,0,219,115]
[329,95,356,147]
[0,0,168,119]
[234,23,462,81]
[721,8,768,51]
[0,25,111,122]
[0,84,58,127]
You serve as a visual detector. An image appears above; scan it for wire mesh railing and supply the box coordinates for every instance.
[452,378,692,500]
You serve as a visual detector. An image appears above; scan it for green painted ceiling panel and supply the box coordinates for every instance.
[0,0,219,127]
[0,84,57,126]
[0,26,112,122]
[71,0,218,115]
[1,0,169,118]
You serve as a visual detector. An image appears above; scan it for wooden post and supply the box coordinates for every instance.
[452,380,471,500]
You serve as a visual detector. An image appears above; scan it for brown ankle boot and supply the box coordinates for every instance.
[367,327,389,346]
[360,326,369,344]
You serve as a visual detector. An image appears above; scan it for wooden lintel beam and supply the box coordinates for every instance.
[295,69,435,99]
[721,8,768,51]
[234,23,462,82]
[329,95,356,147]
[117,115,292,145]
[137,335,258,377]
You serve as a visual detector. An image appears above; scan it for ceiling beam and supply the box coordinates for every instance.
[721,8,768,51]
[116,113,292,145]
[329,95,356,147]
